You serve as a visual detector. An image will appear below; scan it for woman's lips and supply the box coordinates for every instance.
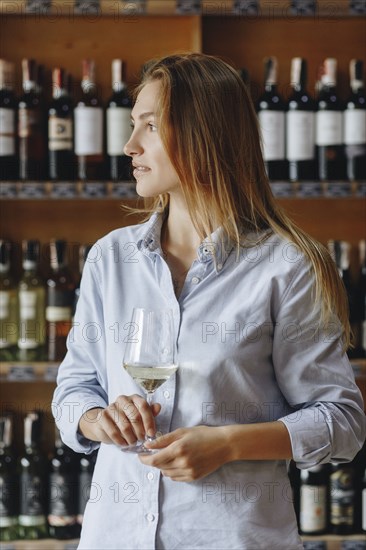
[133,166,151,178]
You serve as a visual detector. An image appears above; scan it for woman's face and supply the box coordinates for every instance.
[124,80,181,198]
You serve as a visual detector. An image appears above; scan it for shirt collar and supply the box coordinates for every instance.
[137,211,235,273]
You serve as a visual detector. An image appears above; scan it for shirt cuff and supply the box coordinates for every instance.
[53,396,107,454]
[278,406,332,469]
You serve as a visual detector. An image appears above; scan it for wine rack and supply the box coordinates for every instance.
[0,3,365,547]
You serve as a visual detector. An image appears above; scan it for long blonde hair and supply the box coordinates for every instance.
[127,52,350,349]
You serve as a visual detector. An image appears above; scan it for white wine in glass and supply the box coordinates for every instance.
[121,307,177,454]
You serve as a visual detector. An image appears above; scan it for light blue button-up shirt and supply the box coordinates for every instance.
[53,212,365,550]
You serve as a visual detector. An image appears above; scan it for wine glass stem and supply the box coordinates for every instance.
[146,392,155,442]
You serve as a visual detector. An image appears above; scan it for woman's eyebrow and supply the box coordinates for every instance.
[130,111,156,121]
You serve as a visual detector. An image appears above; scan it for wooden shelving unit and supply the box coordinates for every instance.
[0,2,365,547]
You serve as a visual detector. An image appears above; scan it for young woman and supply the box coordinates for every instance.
[53,53,365,550]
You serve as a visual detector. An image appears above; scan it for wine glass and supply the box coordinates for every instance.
[121,307,177,454]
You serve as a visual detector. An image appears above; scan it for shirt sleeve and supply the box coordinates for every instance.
[273,256,366,469]
[52,244,108,454]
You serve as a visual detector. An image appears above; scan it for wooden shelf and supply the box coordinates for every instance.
[1,181,365,200]
[1,0,365,17]
[1,358,364,382]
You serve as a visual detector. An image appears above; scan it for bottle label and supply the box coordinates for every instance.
[286,111,315,161]
[20,472,47,517]
[46,306,72,322]
[344,109,366,145]
[0,290,10,319]
[19,290,37,320]
[48,116,73,151]
[330,469,355,526]
[106,107,132,156]
[300,484,327,532]
[18,514,46,526]
[0,473,18,519]
[74,106,103,155]
[49,472,78,521]
[0,108,16,156]
[18,108,42,139]
[316,111,343,146]
[258,111,285,160]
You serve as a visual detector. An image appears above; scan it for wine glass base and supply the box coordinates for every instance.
[120,440,159,454]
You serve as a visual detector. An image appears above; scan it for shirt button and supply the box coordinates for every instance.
[163,390,170,399]
[147,472,154,481]
[146,513,155,522]
[217,263,223,270]
[191,276,200,284]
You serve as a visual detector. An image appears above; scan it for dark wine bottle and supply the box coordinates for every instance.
[46,239,75,361]
[257,56,287,181]
[18,59,47,181]
[74,59,105,181]
[299,465,328,535]
[106,59,132,182]
[344,59,366,182]
[48,426,81,540]
[328,240,358,358]
[18,411,48,540]
[315,58,346,181]
[286,58,316,182]
[329,462,356,535]
[18,239,46,361]
[73,243,92,318]
[287,460,300,526]
[0,240,18,360]
[0,414,19,542]
[362,459,366,533]
[48,68,75,181]
[0,59,17,181]
[355,239,366,359]
[77,449,98,527]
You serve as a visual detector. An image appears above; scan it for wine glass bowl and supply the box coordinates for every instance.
[121,308,177,454]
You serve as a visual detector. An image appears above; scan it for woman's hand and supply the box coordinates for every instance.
[138,426,231,481]
[78,395,161,447]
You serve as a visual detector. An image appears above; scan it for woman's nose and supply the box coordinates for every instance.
[124,133,141,157]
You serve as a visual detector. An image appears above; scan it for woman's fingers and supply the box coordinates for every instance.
[97,395,161,446]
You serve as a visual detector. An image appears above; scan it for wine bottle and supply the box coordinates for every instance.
[286,58,316,182]
[73,243,92,318]
[329,462,356,534]
[46,239,75,361]
[0,414,19,542]
[344,59,366,182]
[287,460,300,526]
[77,449,97,527]
[18,59,47,181]
[0,59,17,181]
[48,426,81,540]
[0,240,18,359]
[257,56,287,181]
[18,239,46,361]
[74,59,105,181]
[315,58,346,181]
[18,411,48,540]
[359,240,366,359]
[362,460,366,533]
[48,68,75,181]
[299,465,328,535]
[328,240,358,357]
[106,59,133,182]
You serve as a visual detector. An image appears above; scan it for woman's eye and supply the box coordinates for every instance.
[148,123,157,132]
[129,123,135,129]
